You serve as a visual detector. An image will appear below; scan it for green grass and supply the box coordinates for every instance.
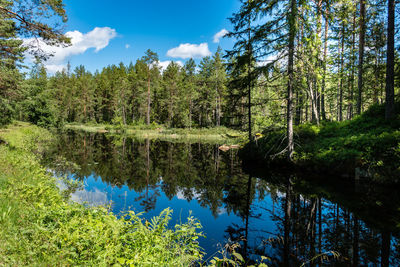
[64,123,245,145]
[0,123,204,266]
[242,103,400,181]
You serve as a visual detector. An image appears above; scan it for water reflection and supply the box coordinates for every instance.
[44,131,400,266]
[56,176,109,206]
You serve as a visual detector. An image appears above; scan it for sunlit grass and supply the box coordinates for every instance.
[64,123,246,145]
[0,123,204,266]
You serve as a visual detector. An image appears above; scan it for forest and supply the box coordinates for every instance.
[1,0,399,162]
[0,0,399,265]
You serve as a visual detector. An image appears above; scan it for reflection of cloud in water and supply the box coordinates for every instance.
[176,189,201,201]
[56,176,109,207]
[217,207,227,215]
[70,188,109,206]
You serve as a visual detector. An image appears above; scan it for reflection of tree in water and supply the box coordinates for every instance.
[222,173,400,266]
[45,131,236,216]
[44,131,400,266]
[133,139,161,211]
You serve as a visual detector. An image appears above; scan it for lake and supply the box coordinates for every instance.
[43,130,400,266]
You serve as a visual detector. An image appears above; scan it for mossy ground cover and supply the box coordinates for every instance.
[0,122,204,266]
[242,103,400,181]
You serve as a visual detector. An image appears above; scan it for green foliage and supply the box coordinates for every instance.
[0,65,23,126]
[207,242,270,267]
[0,98,13,126]
[243,103,400,180]
[0,0,26,67]
[111,116,127,133]
[0,0,70,60]
[65,123,244,144]
[0,124,204,266]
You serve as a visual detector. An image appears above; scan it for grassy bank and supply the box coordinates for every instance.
[241,103,400,182]
[64,123,245,144]
[0,122,203,266]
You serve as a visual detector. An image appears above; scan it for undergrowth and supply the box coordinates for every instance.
[242,103,400,181]
[0,123,204,266]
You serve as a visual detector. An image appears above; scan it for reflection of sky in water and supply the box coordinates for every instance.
[46,133,400,265]
[58,172,278,258]
[70,188,108,206]
[56,175,109,206]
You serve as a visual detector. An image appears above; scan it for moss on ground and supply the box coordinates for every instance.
[241,103,400,182]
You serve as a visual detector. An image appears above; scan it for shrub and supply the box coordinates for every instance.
[0,124,204,266]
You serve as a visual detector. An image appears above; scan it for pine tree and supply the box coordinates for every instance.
[385,0,395,119]
[211,47,227,127]
[0,0,25,124]
[0,0,25,67]
[0,0,69,59]
[226,0,258,140]
[357,0,366,114]
[142,49,159,125]
[162,62,182,127]
[183,59,197,129]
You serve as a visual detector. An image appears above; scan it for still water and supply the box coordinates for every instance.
[44,130,400,266]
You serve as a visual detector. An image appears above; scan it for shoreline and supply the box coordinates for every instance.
[0,123,204,266]
[64,123,245,144]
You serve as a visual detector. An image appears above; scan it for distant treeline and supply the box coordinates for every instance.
[18,49,235,129]
[1,0,399,141]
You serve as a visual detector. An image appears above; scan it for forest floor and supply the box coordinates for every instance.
[241,103,400,182]
[0,122,204,266]
[64,123,245,144]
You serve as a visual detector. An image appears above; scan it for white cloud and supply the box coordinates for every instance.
[167,43,211,59]
[45,64,67,73]
[213,29,228,43]
[158,60,183,71]
[256,52,286,68]
[125,44,130,49]
[24,27,117,73]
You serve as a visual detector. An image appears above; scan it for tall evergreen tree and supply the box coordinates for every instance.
[142,49,159,125]
[0,0,69,59]
[357,0,366,114]
[385,0,395,119]
[226,0,257,140]
[211,47,227,127]
[183,58,197,129]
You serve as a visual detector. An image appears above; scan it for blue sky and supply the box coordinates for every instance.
[32,0,241,73]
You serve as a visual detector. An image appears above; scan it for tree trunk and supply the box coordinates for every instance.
[339,21,344,121]
[189,97,192,129]
[295,90,302,125]
[321,4,329,121]
[315,0,323,122]
[218,95,221,126]
[247,15,252,141]
[349,12,356,120]
[308,75,320,125]
[374,49,379,104]
[147,70,151,125]
[357,0,366,115]
[287,0,297,160]
[122,105,126,125]
[385,0,396,120]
